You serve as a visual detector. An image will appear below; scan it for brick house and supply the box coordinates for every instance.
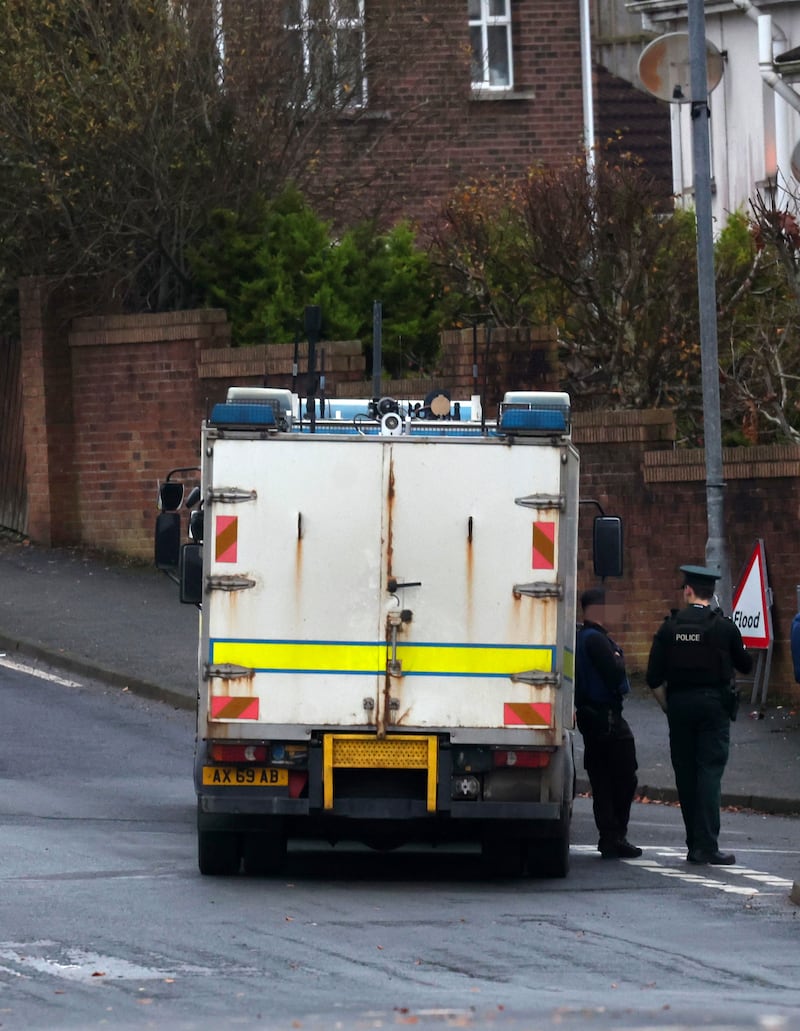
[215,0,589,228]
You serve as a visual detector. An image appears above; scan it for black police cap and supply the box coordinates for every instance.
[680,564,721,588]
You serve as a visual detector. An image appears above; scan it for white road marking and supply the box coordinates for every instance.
[717,866,794,889]
[0,655,82,688]
[631,859,758,894]
[572,845,794,894]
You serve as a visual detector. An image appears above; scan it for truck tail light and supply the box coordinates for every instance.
[493,750,550,769]
[208,744,268,763]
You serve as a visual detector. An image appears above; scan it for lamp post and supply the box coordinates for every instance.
[687,0,731,611]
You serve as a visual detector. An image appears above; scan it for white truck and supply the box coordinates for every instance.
[155,387,622,877]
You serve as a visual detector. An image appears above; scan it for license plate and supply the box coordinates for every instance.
[202,766,289,787]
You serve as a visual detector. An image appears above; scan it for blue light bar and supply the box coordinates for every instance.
[498,391,571,435]
[209,403,276,427]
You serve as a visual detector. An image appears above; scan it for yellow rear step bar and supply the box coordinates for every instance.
[322,734,438,812]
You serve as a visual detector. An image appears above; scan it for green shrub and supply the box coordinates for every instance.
[189,187,444,375]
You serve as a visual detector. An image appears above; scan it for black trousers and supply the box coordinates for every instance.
[577,707,638,848]
[667,688,730,855]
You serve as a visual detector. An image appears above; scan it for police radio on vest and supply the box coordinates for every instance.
[733,611,760,629]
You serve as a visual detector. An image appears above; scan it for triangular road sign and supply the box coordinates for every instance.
[731,540,771,648]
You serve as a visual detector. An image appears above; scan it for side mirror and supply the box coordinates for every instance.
[593,516,623,578]
[188,507,204,543]
[180,543,204,605]
[159,481,184,511]
[155,511,181,570]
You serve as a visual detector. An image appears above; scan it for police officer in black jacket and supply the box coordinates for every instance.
[576,588,641,859]
[646,564,753,865]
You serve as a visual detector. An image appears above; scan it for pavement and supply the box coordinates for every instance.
[1,534,799,896]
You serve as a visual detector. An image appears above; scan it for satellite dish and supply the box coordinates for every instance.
[638,32,724,104]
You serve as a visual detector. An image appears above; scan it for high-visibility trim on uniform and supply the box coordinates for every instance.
[209,639,554,678]
[503,702,553,726]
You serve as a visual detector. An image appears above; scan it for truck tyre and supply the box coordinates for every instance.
[198,830,241,876]
[481,836,527,878]
[529,830,570,878]
[528,792,571,878]
[242,828,287,876]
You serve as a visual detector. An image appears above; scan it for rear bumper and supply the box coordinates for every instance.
[197,802,566,846]
[196,730,573,840]
[198,794,562,821]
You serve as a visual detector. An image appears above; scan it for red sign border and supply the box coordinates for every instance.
[731,540,771,649]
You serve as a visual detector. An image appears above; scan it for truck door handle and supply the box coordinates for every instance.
[387,579,422,592]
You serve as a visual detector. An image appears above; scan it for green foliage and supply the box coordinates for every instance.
[334,221,445,373]
[189,188,444,375]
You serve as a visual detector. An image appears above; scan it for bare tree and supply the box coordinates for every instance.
[0,0,429,318]
[433,156,704,421]
[717,188,800,444]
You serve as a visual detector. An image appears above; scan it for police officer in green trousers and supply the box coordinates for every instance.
[646,565,753,865]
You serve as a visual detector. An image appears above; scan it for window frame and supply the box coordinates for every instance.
[285,0,368,110]
[469,0,514,92]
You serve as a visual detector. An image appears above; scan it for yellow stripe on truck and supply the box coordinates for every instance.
[398,643,552,676]
[210,640,554,678]
[212,640,385,674]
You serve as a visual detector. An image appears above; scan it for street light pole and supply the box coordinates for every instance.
[687,0,731,611]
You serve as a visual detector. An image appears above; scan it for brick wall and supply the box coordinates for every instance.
[574,410,800,702]
[17,282,799,701]
[18,278,95,546]
[66,310,232,556]
[222,0,585,228]
[351,0,584,226]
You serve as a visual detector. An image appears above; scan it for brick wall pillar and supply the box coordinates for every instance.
[18,277,82,545]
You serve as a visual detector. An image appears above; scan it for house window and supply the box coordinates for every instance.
[285,0,367,108]
[469,0,513,90]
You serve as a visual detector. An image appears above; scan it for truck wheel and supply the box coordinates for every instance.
[198,829,241,876]
[242,829,287,876]
[529,831,570,879]
[481,836,527,878]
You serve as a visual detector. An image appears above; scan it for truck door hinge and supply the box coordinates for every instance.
[512,581,563,599]
[387,611,403,676]
[207,487,257,504]
[206,574,256,592]
[205,663,256,680]
[514,494,565,511]
[510,671,561,687]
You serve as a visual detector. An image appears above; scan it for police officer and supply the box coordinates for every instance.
[790,607,800,684]
[646,564,753,865]
[576,587,641,859]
